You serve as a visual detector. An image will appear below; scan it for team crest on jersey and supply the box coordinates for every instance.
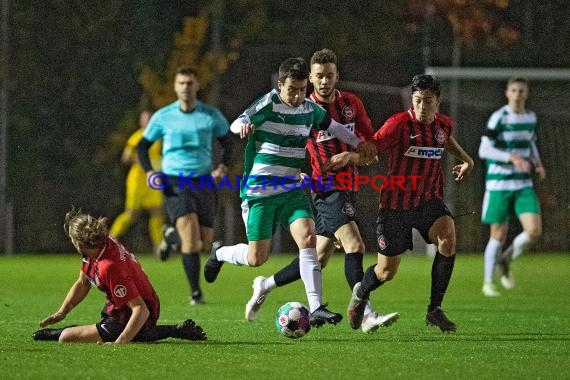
[435,128,447,145]
[342,105,354,120]
[114,285,127,298]
[378,234,388,250]
[342,202,355,217]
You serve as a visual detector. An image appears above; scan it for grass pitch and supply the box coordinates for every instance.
[1,252,569,379]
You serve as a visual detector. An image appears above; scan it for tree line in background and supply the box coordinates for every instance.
[6,0,569,252]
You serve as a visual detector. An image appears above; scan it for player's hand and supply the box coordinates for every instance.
[356,141,377,163]
[510,154,531,173]
[324,152,354,171]
[211,164,228,184]
[535,165,546,181]
[39,311,66,328]
[452,161,472,182]
[239,123,255,139]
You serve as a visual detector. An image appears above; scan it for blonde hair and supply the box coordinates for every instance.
[64,208,108,248]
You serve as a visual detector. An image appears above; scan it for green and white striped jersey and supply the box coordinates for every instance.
[482,105,539,191]
[232,89,328,199]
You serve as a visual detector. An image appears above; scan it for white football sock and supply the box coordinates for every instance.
[263,275,277,291]
[484,238,502,283]
[512,231,532,260]
[364,302,373,317]
[298,248,322,312]
[216,243,250,266]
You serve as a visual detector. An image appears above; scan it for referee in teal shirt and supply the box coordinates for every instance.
[138,66,233,305]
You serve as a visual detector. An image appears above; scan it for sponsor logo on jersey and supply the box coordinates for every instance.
[316,123,355,142]
[435,128,447,145]
[404,146,444,159]
[114,285,127,298]
[342,105,354,120]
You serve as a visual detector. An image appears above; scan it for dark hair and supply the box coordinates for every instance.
[507,76,529,87]
[411,74,441,97]
[176,66,198,77]
[278,57,309,82]
[310,48,337,66]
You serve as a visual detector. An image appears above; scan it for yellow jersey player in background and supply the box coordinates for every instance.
[110,110,164,252]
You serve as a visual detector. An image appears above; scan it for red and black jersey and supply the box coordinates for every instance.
[81,236,160,324]
[307,90,374,191]
[372,108,454,210]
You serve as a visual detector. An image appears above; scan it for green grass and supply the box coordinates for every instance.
[1,252,569,379]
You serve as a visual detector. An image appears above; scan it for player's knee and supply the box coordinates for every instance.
[300,234,316,248]
[526,226,542,241]
[437,237,456,257]
[58,329,74,343]
[247,254,267,267]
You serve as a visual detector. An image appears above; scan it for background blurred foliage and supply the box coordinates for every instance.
[7,0,569,252]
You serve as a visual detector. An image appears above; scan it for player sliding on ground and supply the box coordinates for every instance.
[33,208,206,344]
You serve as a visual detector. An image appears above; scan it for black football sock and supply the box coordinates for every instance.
[428,252,456,312]
[344,252,364,290]
[274,257,301,287]
[182,253,201,296]
[154,325,178,340]
[357,265,384,299]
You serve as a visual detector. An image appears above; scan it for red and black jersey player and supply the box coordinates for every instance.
[329,75,474,333]
[242,49,398,333]
[33,208,207,344]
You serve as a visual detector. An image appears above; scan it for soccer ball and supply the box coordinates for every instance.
[275,302,311,339]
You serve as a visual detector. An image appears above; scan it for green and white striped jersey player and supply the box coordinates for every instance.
[236,89,361,199]
[480,105,540,192]
[203,57,376,326]
[478,77,545,297]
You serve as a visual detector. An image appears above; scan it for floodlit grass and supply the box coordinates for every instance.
[0,252,569,379]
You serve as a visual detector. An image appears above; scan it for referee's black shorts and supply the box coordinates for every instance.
[163,176,218,227]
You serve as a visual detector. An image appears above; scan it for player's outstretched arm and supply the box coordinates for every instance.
[323,152,360,171]
[230,114,255,139]
[446,136,474,181]
[39,273,91,328]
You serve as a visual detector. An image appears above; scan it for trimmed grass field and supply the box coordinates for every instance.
[1,252,569,379]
